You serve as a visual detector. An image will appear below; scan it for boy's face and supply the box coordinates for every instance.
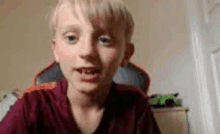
[51,4,134,93]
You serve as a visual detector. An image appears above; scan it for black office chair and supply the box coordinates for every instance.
[34,62,150,93]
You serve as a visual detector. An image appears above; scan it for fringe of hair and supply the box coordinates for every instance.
[48,0,134,43]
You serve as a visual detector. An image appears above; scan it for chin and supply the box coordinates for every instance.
[74,81,103,94]
[67,74,113,94]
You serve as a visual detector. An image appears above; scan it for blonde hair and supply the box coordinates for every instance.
[48,0,134,43]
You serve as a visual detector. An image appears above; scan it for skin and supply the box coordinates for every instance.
[51,3,134,133]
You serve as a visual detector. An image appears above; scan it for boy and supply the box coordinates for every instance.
[0,0,161,133]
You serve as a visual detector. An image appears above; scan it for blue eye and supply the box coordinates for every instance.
[65,35,78,44]
[97,35,112,46]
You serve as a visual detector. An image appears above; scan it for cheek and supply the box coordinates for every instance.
[56,43,77,62]
[55,43,78,75]
[100,48,124,73]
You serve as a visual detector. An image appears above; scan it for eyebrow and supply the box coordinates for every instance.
[60,24,81,34]
[59,24,115,38]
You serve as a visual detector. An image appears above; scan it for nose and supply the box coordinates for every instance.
[79,35,97,58]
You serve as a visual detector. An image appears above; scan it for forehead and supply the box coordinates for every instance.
[58,3,87,27]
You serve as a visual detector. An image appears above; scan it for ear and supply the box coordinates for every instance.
[121,43,135,67]
[50,39,60,62]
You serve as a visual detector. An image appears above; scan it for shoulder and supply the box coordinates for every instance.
[14,82,59,117]
[19,82,58,103]
[110,84,148,110]
[114,84,147,99]
[0,82,58,132]
[20,82,57,95]
[24,82,57,93]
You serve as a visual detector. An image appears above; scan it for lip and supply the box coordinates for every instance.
[75,67,102,82]
[76,66,101,70]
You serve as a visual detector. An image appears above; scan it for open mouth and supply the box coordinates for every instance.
[76,68,101,74]
[76,68,102,82]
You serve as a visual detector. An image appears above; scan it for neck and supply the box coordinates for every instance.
[67,83,112,110]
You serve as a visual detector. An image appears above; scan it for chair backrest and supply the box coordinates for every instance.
[34,62,150,93]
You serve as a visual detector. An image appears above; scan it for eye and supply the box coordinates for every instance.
[97,35,112,46]
[64,34,79,44]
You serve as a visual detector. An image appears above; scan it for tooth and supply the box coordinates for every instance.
[82,69,86,73]
[79,69,97,74]
[87,70,92,73]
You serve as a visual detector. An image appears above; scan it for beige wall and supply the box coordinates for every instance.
[124,0,197,98]
[0,0,56,92]
[125,0,202,133]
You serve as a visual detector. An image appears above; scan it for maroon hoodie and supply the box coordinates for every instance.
[0,79,161,134]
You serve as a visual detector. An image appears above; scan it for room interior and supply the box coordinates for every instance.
[1,0,220,133]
